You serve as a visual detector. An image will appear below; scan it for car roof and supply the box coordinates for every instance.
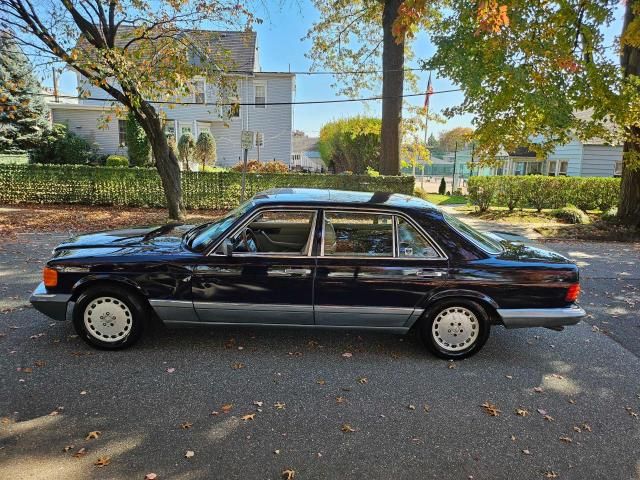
[251,188,439,212]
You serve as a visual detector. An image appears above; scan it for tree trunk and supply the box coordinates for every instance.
[380,0,405,176]
[136,104,185,221]
[617,0,640,227]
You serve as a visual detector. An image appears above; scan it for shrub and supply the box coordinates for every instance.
[125,113,152,167]
[31,123,97,165]
[601,206,618,222]
[232,160,288,173]
[468,177,495,212]
[318,117,381,173]
[552,204,591,224]
[105,155,129,167]
[195,131,216,170]
[177,133,195,170]
[495,178,524,211]
[438,177,446,195]
[366,166,380,177]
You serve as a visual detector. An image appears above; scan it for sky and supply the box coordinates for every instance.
[46,1,625,139]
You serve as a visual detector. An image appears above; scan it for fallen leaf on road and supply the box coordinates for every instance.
[274,402,286,410]
[408,404,416,410]
[533,387,544,393]
[144,474,158,480]
[543,471,558,478]
[21,367,32,373]
[568,398,576,404]
[74,447,87,458]
[316,379,326,385]
[80,391,87,395]
[253,401,264,407]
[34,360,45,368]
[85,431,101,440]
[537,409,547,416]
[625,407,639,418]
[341,423,355,433]
[423,404,431,413]
[241,413,256,421]
[94,456,110,467]
[48,410,59,416]
[221,404,233,414]
[30,333,45,339]
[231,362,245,369]
[481,402,501,416]
[521,449,531,455]
[543,415,555,422]
[282,469,295,480]
[180,422,193,430]
[341,352,352,358]
[336,396,347,404]
[582,423,592,432]
[559,436,572,443]
[448,362,456,369]
[62,445,74,452]
[510,435,516,441]
[573,426,582,433]
[274,449,280,455]
[166,368,175,373]
[505,375,513,379]
[515,408,529,417]
[357,377,368,384]
[288,351,303,357]
[185,450,195,458]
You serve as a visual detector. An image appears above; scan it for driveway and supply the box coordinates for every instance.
[1,232,639,479]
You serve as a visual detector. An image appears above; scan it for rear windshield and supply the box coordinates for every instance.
[443,213,503,254]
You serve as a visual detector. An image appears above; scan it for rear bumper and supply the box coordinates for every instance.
[29,282,72,321]
[497,305,586,329]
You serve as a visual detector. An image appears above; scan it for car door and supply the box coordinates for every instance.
[314,209,448,328]
[191,208,318,325]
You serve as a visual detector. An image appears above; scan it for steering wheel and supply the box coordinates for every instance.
[241,227,258,253]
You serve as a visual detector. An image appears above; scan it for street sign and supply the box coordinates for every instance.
[255,132,264,147]
[241,130,254,149]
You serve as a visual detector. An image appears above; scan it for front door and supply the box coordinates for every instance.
[191,209,318,325]
[314,210,448,328]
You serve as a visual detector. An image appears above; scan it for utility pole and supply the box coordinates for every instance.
[452,141,458,193]
[52,67,59,102]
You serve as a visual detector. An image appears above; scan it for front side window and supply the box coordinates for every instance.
[323,212,393,257]
[228,210,315,255]
[188,201,253,252]
[397,217,439,258]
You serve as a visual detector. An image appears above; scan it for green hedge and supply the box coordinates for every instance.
[105,155,129,167]
[467,176,620,212]
[0,164,414,210]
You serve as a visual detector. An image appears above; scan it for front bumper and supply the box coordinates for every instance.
[497,305,586,329]
[29,282,72,321]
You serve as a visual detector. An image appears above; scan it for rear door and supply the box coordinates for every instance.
[314,209,448,328]
[191,208,318,325]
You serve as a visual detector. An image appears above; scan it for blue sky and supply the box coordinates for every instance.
[48,1,624,139]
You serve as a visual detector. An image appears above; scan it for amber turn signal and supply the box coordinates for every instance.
[565,283,580,302]
[43,267,58,288]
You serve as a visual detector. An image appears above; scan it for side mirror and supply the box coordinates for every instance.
[222,238,234,257]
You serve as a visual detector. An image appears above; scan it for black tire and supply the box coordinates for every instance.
[419,299,490,360]
[73,284,146,350]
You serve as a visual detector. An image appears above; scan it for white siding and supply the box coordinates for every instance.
[75,72,294,167]
[546,140,583,176]
[51,107,124,156]
[581,145,623,177]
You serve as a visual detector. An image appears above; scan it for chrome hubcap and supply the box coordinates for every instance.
[432,307,478,352]
[83,297,132,342]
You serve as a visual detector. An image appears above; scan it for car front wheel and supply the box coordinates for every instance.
[419,300,490,359]
[73,285,146,349]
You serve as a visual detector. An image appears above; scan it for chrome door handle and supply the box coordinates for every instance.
[418,270,446,278]
[284,268,312,275]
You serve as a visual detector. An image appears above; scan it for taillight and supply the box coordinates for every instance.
[565,283,580,302]
[43,267,58,288]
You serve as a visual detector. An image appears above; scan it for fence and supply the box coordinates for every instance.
[0,164,415,210]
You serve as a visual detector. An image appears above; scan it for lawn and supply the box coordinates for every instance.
[0,153,29,164]
[423,193,468,205]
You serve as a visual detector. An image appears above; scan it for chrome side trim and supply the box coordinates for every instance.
[149,299,193,308]
[315,305,422,328]
[162,320,410,334]
[497,306,586,329]
[315,305,416,315]
[193,302,313,312]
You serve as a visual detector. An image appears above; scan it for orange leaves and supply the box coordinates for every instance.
[94,456,111,467]
[481,401,501,416]
[393,0,429,42]
[477,0,510,35]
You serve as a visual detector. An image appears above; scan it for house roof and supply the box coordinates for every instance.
[292,135,319,153]
[573,109,621,145]
[77,27,257,72]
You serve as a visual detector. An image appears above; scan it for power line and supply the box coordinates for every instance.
[1,88,461,107]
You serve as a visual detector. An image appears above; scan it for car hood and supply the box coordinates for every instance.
[52,224,196,257]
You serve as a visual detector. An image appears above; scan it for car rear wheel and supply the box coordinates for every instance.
[419,299,490,359]
[73,285,145,349]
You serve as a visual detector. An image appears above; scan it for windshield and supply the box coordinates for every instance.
[188,201,253,252]
[443,213,503,254]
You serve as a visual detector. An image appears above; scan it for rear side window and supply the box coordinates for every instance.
[397,217,440,258]
[323,212,393,257]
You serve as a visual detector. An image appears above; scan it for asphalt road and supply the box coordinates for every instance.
[1,233,639,480]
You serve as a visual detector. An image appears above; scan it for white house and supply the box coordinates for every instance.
[291,132,324,172]
[47,30,295,168]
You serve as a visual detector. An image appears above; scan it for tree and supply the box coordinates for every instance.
[318,117,381,173]
[0,0,257,220]
[438,127,474,152]
[178,133,196,171]
[306,1,437,175]
[125,112,151,167]
[427,133,438,146]
[0,31,49,151]
[425,1,640,226]
[438,177,446,195]
[195,131,216,170]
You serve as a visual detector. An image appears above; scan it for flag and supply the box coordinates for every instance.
[424,73,433,111]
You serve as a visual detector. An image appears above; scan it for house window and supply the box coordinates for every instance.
[558,160,568,176]
[614,160,623,177]
[180,124,193,136]
[193,79,205,104]
[118,119,127,147]
[548,160,557,176]
[255,83,266,108]
[163,119,176,136]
